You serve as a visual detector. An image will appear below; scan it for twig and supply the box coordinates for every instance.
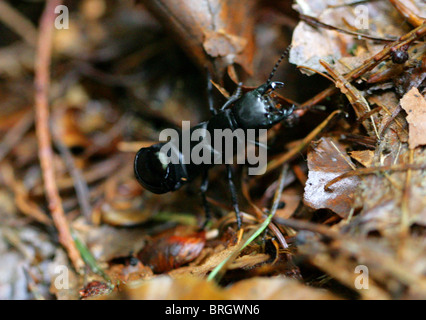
[34,0,83,271]
[272,217,338,238]
[320,59,380,139]
[300,22,426,110]
[379,104,403,140]
[368,96,407,136]
[0,1,38,47]
[32,155,123,196]
[266,109,342,173]
[400,149,414,236]
[53,138,93,223]
[388,0,425,28]
[300,14,397,43]
[327,0,376,9]
[324,162,426,191]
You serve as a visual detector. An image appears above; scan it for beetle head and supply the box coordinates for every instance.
[231,81,293,129]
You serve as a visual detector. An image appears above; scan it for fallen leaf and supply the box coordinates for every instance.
[106,275,229,299]
[227,277,338,300]
[104,275,337,300]
[290,0,411,74]
[143,0,256,79]
[304,137,359,217]
[400,87,426,149]
[349,150,374,167]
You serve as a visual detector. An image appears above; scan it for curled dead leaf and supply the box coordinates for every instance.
[304,137,359,217]
[143,0,256,79]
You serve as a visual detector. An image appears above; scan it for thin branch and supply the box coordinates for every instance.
[300,22,426,110]
[388,0,425,28]
[53,138,93,223]
[0,1,38,47]
[400,149,414,236]
[300,14,397,43]
[324,162,426,191]
[34,0,83,271]
[266,109,342,173]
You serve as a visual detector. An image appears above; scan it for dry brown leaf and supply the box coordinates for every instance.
[304,137,359,217]
[227,277,338,300]
[298,234,426,299]
[168,243,271,278]
[105,275,337,300]
[290,0,410,74]
[227,253,270,270]
[143,0,256,78]
[350,90,426,233]
[400,87,426,149]
[72,222,147,263]
[349,150,374,167]
[107,276,230,299]
[276,186,303,219]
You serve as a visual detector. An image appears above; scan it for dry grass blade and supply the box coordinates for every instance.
[0,1,38,47]
[207,164,289,282]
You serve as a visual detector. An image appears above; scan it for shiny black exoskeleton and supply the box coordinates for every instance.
[135,54,293,228]
[135,82,292,192]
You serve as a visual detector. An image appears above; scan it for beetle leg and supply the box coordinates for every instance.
[221,82,243,110]
[200,170,212,228]
[226,164,242,229]
[206,69,218,116]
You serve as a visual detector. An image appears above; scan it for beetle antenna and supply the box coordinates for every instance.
[266,45,291,85]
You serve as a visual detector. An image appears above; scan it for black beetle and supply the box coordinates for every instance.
[134,53,293,228]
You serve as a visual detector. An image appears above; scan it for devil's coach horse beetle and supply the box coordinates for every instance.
[134,51,294,229]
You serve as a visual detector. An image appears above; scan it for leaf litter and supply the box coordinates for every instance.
[0,0,425,300]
